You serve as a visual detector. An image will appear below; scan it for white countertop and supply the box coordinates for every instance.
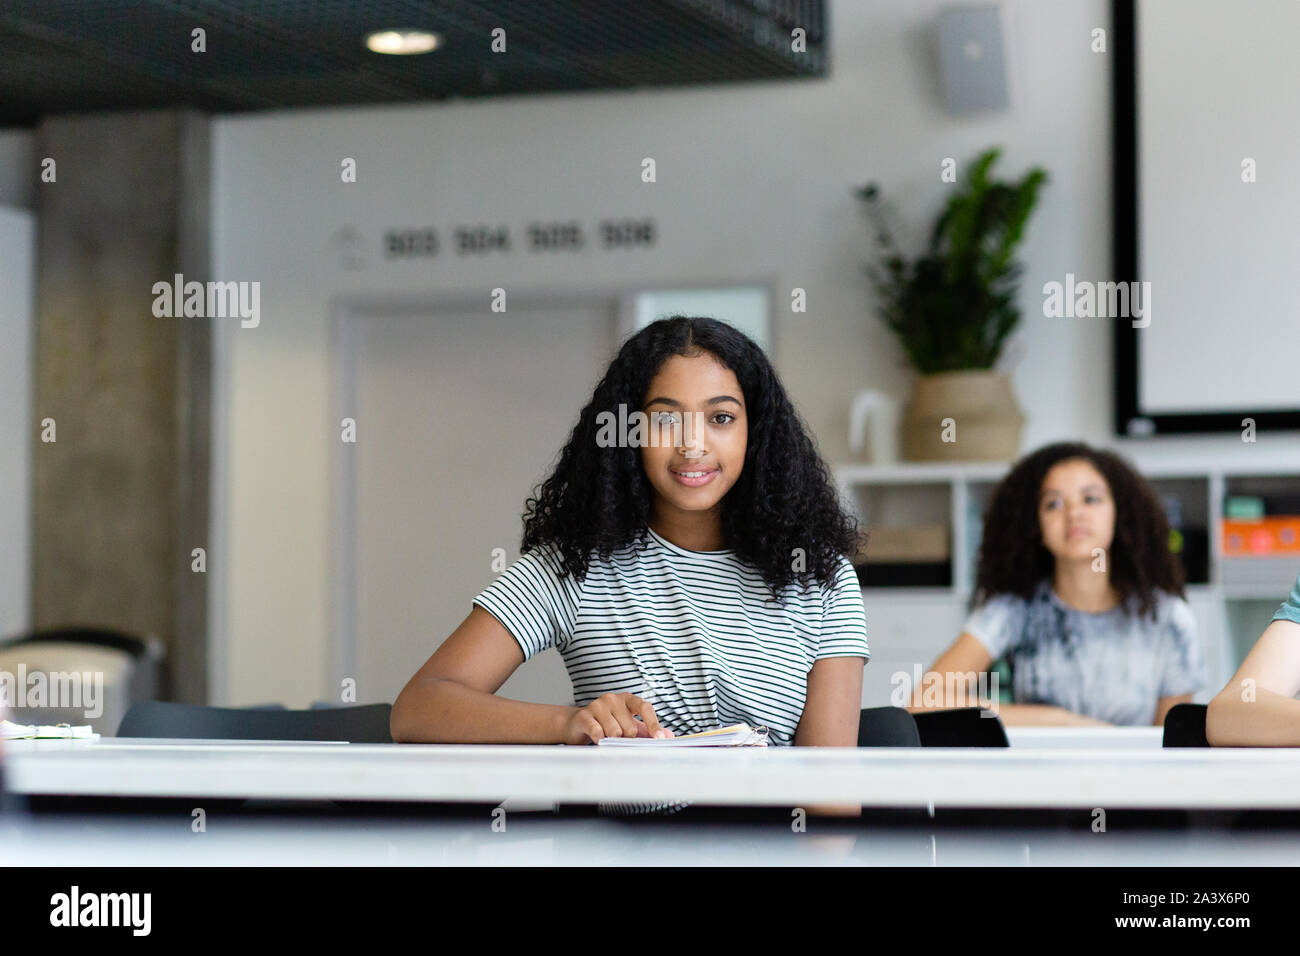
[5,735,1296,810]
[3,812,1297,867]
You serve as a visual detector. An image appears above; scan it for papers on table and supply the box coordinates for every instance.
[596,723,769,747]
[1,719,100,741]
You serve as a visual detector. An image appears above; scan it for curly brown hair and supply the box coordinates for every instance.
[971,442,1184,619]
[521,316,862,602]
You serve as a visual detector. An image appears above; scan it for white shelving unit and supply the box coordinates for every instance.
[834,451,1300,713]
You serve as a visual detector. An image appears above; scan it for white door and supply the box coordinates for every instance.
[341,303,618,708]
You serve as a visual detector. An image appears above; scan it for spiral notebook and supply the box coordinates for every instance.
[596,722,769,747]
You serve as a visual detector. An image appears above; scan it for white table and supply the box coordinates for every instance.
[1005,727,1164,749]
[6,736,1299,810]
[6,811,1300,867]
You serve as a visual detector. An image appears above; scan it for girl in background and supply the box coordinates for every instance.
[920,442,1204,726]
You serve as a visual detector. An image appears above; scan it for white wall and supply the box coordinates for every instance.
[0,205,35,637]
[210,0,1294,706]
[0,134,38,641]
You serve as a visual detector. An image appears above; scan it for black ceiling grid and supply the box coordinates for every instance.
[0,0,829,126]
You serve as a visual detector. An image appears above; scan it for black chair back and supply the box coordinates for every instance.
[117,701,393,743]
[1,626,153,657]
[857,706,922,746]
[1161,702,1209,747]
[912,707,1009,746]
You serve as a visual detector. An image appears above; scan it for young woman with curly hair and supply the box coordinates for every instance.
[390,317,869,813]
[919,442,1204,727]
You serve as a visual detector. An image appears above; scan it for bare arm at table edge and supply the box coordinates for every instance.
[795,655,867,817]
[390,605,579,744]
[1207,620,1300,747]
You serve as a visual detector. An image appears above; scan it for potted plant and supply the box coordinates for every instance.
[857,147,1048,461]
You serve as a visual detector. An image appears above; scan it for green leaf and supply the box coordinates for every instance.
[859,146,1047,372]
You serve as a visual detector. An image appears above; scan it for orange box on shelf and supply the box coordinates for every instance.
[1221,517,1300,555]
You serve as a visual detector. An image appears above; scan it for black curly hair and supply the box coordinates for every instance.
[971,441,1184,619]
[520,316,861,602]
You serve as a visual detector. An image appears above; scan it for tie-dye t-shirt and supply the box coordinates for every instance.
[1272,574,1300,626]
[962,581,1204,726]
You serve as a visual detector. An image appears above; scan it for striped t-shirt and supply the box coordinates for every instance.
[473,528,871,748]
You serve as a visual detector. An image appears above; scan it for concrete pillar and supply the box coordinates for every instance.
[32,110,211,705]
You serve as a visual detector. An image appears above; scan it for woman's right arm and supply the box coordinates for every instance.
[1206,620,1300,746]
[911,633,1110,726]
[390,606,670,745]
[390,605,580,744]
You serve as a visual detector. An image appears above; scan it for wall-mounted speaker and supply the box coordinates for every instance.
[937,3,1011,114]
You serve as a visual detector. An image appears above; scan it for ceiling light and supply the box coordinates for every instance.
[365,30,441,55]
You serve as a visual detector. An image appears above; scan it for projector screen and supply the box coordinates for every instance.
[1114,0,1300,434]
